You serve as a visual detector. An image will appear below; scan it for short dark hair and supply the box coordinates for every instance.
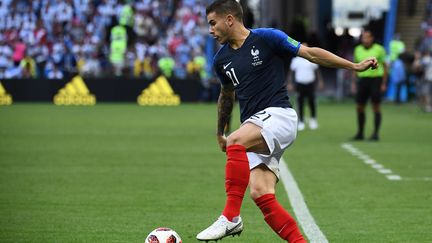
[362,28,375,37]
[206,0,243,22]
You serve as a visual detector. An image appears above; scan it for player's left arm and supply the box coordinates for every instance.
[298,45,378,72]
[257,28,377,72]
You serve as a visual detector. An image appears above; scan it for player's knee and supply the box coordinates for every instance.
[226,133,244,146]
[249,184,274,200]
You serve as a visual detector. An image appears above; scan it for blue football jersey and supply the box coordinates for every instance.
[213,28,301,122]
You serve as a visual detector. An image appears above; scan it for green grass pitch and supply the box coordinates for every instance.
[0,102,431,242]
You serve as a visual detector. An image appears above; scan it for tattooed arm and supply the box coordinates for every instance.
[216,84,235,152]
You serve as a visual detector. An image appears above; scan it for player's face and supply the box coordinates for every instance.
[207,12,230,44]
[361,31,374,48]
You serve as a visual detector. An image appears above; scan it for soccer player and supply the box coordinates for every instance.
[351,30,388,141]
[287,42,325,131]
[197,1,378,242]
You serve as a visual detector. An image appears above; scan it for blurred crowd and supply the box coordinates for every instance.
[0,0,431,110]
[412,0,432,111]
[0,0,211,80]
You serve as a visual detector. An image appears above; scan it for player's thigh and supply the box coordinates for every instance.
[227,122,267,151]
[249,164,277,200]
[248,142,270,155]
[247,107,297,155]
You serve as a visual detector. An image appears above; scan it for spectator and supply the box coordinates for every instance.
[389,34,406,62]
[187,49,207,80]
[34,19,48,45]
[391,54,407,103]
[119,0,135,45]
[0,0,210,80]
[0,37,13,78]
[420,51,432,112]
[47,64,64,79]
[20,54,37,78]
[109,22,128,76]
[158,54,175,78]
[12,38,26,65]
[81,52,102,77]
[4,58,21,78]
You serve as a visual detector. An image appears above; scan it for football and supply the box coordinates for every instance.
[145,227,182,243]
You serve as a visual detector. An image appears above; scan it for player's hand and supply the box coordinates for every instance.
[217,135,227,152]
[355,57,378,72]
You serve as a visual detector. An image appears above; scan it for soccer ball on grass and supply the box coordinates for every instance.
[145,227,182,243]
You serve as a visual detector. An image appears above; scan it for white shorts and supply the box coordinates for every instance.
[243,107,298,178]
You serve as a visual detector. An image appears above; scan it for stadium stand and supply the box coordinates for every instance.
[0,0,211,80]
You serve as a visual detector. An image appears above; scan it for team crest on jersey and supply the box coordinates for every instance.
[251,46,263,66]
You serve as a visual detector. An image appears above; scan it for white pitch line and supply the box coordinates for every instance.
[403,177,432,181]
[342,144,432,182]
[364,159,376,164]
[377,168,393,174]
[279,158,329,243]
[341,143,403,181]
[386,175,402,181]
[371,164,384,169]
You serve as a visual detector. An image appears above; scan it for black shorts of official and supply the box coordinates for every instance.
[356,77,383,104]
[295,82,315,96]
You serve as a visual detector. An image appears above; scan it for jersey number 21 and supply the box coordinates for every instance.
[226,68,240,86]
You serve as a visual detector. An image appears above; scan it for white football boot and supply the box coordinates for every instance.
[196,215,243,242]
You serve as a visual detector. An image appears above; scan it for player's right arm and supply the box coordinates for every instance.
[216,84,235,152]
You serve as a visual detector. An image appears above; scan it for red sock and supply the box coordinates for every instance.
[221,144,250,221]
[254,194,306,243]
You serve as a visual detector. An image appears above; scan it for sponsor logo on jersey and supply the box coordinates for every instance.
[251,46,263,66]
[0,81,12,105]
[137,75,180,106]
[53,75,96,105]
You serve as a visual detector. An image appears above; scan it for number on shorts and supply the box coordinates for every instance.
[252,111,271,121]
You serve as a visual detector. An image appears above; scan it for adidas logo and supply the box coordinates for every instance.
[0,81,12,105]
[137,75,180,106]
[54,75,96,105]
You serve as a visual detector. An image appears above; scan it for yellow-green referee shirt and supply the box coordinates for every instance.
[354,43,386,78]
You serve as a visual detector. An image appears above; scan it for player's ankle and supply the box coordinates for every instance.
[231,216,241,223]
